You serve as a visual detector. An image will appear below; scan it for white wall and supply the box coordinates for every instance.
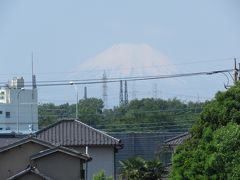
[72,146,115,180]
[0,88,38,133]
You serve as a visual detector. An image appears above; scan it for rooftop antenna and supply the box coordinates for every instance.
[31,52,36,132]
[32,52,37,90]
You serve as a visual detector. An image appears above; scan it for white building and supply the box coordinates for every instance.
[0,77,38,133]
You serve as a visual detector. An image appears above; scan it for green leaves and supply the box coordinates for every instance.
[93,170,113,180]
[171,83,240,179]
[119,157,163,180]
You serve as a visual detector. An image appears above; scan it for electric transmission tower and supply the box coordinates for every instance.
[124,80,128,105]
[119,80,124,106]
[102,71,108,108]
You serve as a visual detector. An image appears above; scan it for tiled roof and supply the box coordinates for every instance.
[0,133,26,148]
[0,138,20,148]
[7,166,52,180]
[35,119,123,148]
[0,135,55,153]
[31,146,92,162]
[164,132,190,146]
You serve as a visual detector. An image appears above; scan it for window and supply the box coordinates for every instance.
[0,111,2,115]
[0,91,5,100]
[5,112,10,118]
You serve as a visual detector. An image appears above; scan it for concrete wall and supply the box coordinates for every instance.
[0,142,48,180]
[72,146,115,180]
[33,151,83,180]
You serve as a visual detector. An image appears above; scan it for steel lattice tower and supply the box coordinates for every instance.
[119,80,124,106]
[102,71,108,108]
[124,80,128,105]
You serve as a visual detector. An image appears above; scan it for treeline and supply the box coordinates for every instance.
[38,98,207,132]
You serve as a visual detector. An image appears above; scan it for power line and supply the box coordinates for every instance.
[0,69,233,87]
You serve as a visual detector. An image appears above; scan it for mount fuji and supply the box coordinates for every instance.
[74,43,176,78]
[68,43,186,107]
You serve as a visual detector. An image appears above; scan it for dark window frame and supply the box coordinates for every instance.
[5,112,10,118]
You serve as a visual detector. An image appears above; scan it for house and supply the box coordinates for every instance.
[35,119,123,180]
[0,135,91,180]
[161,132,190,179]
[0,136,54,179]
[30,146,91,180]
[164,132,190,153]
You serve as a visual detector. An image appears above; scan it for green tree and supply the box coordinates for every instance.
[78,98,104,127]
[119,157,163,180]
[171,82,240,179]
[38,97,205,132]
[93,170,113,180]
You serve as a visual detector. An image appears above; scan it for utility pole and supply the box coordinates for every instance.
[84,86,87,100]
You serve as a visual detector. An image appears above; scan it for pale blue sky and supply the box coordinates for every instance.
[0,0,239,106]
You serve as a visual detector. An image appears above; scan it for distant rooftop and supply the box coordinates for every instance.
[0,133,27,148]
[164,132,190,146]
[35,119,123,148]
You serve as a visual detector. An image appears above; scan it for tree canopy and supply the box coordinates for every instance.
[171,82,240,179]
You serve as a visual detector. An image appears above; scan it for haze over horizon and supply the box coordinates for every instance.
[0,0,239,106]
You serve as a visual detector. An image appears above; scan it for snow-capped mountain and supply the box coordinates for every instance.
[74,43,175,78]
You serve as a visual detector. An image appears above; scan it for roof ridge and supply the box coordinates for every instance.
[164,132,189,143]
[30,145,91,162]
[0,136,55,153]
[35,119,75,134]
[74,120,121,143]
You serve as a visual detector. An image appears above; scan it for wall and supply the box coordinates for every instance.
[34,152,83,180]
[72,146,115,180]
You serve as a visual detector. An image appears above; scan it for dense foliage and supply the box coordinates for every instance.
[171,82,240,179]
[119,157,163,180]
[39,98,204,132]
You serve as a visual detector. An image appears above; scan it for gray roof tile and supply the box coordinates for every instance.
[164,132,190,145]
[35,119,122,147]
